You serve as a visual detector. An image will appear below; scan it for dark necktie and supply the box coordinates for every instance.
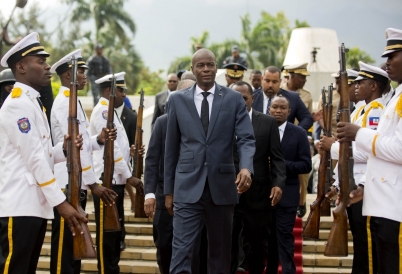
[78,100,86,119]
[37,98,44,112]
[361,108,365,115]
[201,92,210,135]
[266,98,272,115]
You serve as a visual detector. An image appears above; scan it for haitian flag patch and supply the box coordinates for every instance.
[102,110,108,120]
[17,117,31,133]
[369,117,379,126]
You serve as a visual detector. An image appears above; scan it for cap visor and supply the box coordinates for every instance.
[354,75,365,82]
[79,65,89,69]
[29,50,50,57]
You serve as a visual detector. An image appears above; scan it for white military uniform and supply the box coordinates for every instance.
[332,98,385,188]
[356,84,402,222]
[51,86,101,190]
[0,82,66,219]
[90,97,132,185]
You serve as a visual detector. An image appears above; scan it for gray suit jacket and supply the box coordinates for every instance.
[151,90,168,126]
[164,83,255,205]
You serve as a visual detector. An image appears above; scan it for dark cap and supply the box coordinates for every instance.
[223,63,247,78]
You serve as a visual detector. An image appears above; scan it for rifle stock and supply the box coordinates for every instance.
[302,87,328,239]
[102,75,121,232]
[67,57,96,259]
[324,43,353,257]
[134,89,146,218]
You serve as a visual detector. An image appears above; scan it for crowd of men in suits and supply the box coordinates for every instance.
[0,26,402,274]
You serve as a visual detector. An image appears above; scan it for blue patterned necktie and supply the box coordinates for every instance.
[266,98,272,115]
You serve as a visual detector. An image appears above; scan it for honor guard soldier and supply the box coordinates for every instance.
[90,72,143,274]
[49,49,117,274]
[0,32,86,274]
[0,69,15,108]
[328,62,388,274]
[223,62,247,87]
[337,27,402,274]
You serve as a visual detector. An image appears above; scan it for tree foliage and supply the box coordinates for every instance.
[346,46,375,69]
[168,11,306,73]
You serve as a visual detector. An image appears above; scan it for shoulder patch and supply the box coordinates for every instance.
[102,110,108,120]
[100,101,107,106]
[17,117,31,133]
[11,87,22,98]
[64,90,70,97]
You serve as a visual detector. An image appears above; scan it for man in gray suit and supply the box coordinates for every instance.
[151,73,179,127]
[164,49,255,273]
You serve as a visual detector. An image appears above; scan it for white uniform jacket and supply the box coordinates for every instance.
[51,86,101,190]
[0,82,66,219]
[90,97,131,185]
[356,84,402,222]
[332,98,384,188]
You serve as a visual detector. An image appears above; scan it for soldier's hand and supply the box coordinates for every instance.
[348,185,364,207]
[63,134,84,152]
[99,127,117,144]
[320,136,336,152]
[235,168,252,194]
[270,186,282,206]
[130,144,145,157]
[144,198,156,219]
[127,176,144,196]
[89,183,118,206]
[325,186,338,201]
[312,110,323,122]
[56,200,88,236]
[337,122,361,142]
[165,195,174,216]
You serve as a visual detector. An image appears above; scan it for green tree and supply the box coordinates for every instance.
[137,67,165,95]
[346,47,375,69]
[67,0,135,45]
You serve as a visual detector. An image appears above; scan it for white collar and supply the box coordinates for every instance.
[248,109,252,121]
[195,84,215,95]
[278,121,287,132]
[115,103,125,117]
[13,82,40,99]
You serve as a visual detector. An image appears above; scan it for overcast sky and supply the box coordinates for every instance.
[2,0,401,73]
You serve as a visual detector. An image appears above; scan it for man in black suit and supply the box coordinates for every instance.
[230,81,286,274]
[164,49,255,273]
[151,73,179,127]
[249,69,262,94]
[144,79,199,274]
[269,96,311,274]
[252,66,313,131]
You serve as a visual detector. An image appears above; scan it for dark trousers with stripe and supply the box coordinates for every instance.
[367,216,401,274]
[50,192,87,274]
[93,184,125,274]
[346,200,370,274]
[0,216,47,274]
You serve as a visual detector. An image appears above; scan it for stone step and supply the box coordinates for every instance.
[303,240,354,254]
[303,253,353,268]
[43,232,155,247]
[303,267,353,274]
[318,229,353,241]
[37,257,160,273]
[40,243,157,260]
[46,222,153,235]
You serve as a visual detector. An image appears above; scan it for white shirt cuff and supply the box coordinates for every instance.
[145,193,155,200]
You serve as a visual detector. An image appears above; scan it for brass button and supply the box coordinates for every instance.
[50,153,52,157]
[43,135,46,138]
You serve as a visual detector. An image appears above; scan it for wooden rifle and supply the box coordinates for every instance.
[324,43,355,256]
[320,84,334,216]
[66,57,97,259]
[102,75,122,231]
[302,87,329,239]
[133,89,146,218]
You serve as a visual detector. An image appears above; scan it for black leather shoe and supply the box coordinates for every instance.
[297,203,306,218]
[120,241,126,251]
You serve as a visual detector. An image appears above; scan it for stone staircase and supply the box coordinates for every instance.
[36,194,354,273]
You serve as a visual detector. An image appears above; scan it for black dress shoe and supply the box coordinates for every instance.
[120,241,126,251]
[297,203,306,218]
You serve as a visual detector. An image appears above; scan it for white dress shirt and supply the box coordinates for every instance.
[278,121,287,142]
[194,84,215,118]
[115,102,125,118]
[248,109,252,121]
